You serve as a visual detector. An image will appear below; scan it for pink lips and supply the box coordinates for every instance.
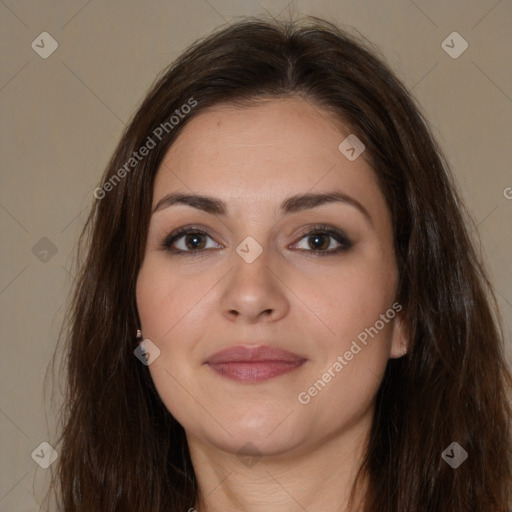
[205,345,307,383]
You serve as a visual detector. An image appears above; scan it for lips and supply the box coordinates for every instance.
[205,345,307,383]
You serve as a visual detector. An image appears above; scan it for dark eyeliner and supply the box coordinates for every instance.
[293,223,353,256]
[161,226,212,254]
[161,223,353,256]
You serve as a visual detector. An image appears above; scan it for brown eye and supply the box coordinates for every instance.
[182,232,207,250]
[306,233,331,251]
[162,228,221,254]
[162,224,352,257]
[292,225,353,256]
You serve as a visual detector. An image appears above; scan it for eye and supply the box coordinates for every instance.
[291,224,352,256]
[161,224,352,256]
[162,227,221,255]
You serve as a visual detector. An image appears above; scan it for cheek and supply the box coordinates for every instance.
[136,258,221,372]
[290,251,398,411]
[290,252,398,344]
[298,308,396,427]
[136,259,201,339]
[136,262,207,426]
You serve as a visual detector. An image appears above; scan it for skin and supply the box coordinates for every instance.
[136,96,407,511]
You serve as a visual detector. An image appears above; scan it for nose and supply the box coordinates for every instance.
[219,247,290,324]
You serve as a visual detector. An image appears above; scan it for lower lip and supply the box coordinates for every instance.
[207,361,305,383]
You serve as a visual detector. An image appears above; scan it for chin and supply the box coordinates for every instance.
[188,409,307,456]
[214,430,304,459]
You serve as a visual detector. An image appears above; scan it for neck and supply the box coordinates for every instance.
[187,409,372,512]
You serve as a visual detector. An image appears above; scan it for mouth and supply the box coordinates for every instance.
[204,345,307,383]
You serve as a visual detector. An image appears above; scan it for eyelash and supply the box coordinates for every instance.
[161,224,353,257]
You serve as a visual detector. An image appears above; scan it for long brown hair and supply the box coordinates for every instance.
[46,16,512,511]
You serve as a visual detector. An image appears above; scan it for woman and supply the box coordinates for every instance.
[47,16,512,511]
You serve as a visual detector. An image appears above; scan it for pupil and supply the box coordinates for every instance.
[184,233,330,251]
[310,234,328,250]
[186,234,204,250]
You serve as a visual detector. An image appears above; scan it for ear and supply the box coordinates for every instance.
[389,311,409,359]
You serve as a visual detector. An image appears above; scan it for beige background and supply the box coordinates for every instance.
[1,0,511,509]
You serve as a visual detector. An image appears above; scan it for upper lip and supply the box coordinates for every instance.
[205,344,307,364]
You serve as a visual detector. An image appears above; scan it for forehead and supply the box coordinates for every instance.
[152,97,383,217]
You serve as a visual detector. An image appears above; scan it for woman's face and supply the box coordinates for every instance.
[136,96,406,457]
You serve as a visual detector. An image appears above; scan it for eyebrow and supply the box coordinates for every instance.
[152,191,373,225]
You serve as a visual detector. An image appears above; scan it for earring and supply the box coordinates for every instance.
[136,329,142,340]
